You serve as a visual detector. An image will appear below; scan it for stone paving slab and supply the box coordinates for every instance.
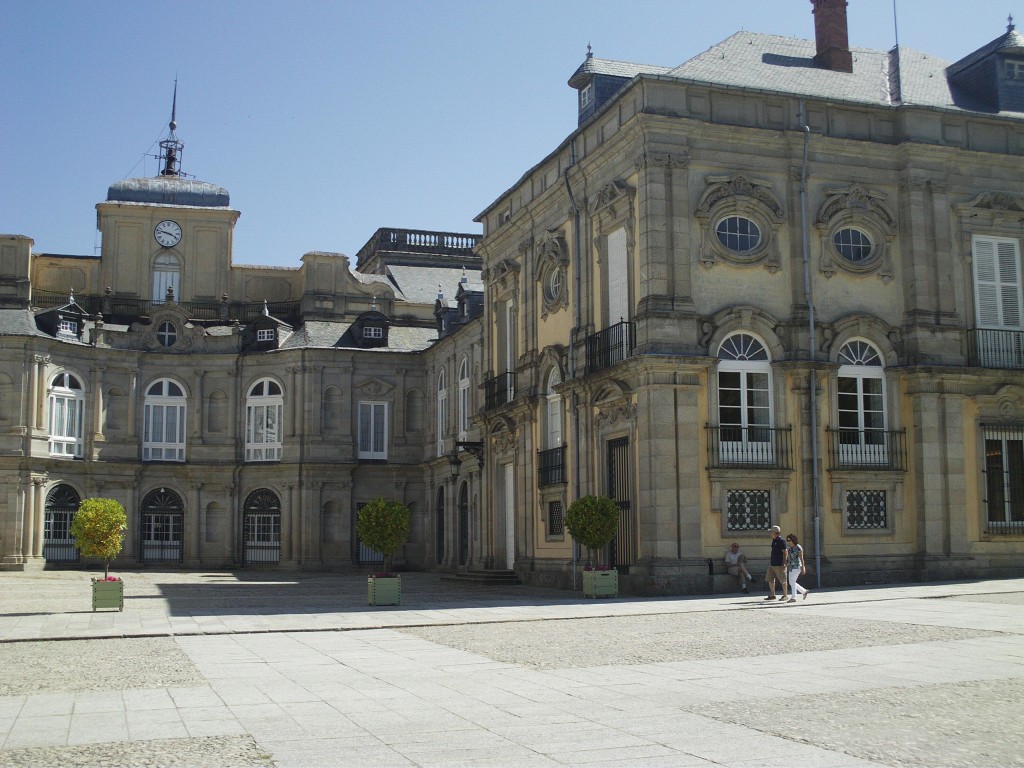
[1,572,1022,767]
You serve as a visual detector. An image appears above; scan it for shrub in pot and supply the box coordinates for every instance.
[356,497,411,575]
[70,497,127,580]
[565,494,619,569]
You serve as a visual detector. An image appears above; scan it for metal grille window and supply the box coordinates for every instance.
[140,488,184,563]
[44,484,81,562]
[726,489,771,531]
[983,426,1024,533]
[243,489,281,564]
[548,501,564,537]
[846,490,887,529]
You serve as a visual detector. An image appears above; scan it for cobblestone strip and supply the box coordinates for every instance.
[400,611,1005,667]
[0,637,206,696]
[0,735,276,768]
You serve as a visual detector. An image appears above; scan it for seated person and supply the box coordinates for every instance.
[724,542,753,592]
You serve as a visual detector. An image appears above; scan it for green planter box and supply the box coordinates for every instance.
[583,569,618,598]
[368,575,401,606]
[92,579,124,611]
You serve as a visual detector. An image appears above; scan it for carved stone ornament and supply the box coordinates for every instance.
[815,184,897,282]
[536,230,569,318]
[590,180,635,220]
[482,257,521,292]
[958,191,1024,213]
[697,174,784,219]
[355,377,394,396]
[595,402,637,430]
[492,428,516,454]
[694,174,784,272]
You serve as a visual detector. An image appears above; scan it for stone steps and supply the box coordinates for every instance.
[440,569,521,586]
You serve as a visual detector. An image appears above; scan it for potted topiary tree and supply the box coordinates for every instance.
[356,497,411,606]
[565,494,620,598]
[70,497,128,611]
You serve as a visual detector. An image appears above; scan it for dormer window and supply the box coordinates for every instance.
[363,326,383,339]
[1006,60,1024,80]
[257,328,275,343]
[58,319,77,336]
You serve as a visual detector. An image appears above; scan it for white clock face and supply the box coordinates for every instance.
[154,220,182,247]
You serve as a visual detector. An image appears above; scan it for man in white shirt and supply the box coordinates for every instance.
[724,542,753,593]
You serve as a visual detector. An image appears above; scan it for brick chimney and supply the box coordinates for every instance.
[811,0,853,73]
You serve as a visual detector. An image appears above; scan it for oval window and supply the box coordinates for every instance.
[833,228,873,262]
[716,216,761,254]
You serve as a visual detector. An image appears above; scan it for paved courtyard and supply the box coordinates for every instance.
[0,570,1021,767]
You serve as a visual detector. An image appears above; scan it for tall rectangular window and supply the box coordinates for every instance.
[984,426,1024,531]
[359,401,388,460]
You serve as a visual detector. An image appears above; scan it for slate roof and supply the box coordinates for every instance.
[568,56,673,87]
[0,309,48,337]
[281,321,437,352]
[947,26,1024,77]
[386,266,481,305]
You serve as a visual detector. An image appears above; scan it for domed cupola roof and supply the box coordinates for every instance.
[107,81,230,208]
[106,176,230,207]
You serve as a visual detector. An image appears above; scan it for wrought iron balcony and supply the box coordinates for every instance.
[826,427,907,471]
[537,446,566,487]
[967,328,1024,369]
[705,425,793,469]
[484,371,515,410]
[586,320,636,375]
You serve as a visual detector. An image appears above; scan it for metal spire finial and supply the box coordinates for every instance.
[159,79,184,177]
[1009,13,1016,31]
[586,42,593,59]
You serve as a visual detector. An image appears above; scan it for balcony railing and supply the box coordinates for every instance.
[826,427,907,471]
[967,328,1024,369]
[705,425,792,469]
[537,446,566,487]
[484,371,515,410]
[586,320,636,375]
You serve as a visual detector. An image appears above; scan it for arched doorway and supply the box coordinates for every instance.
[243,489,281,565]
[458,481,469,567]
[44,484,80,562]
[140,488,184,563]
[435,486,445,566]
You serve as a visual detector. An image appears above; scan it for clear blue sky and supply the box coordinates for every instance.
[1,0,1016,268]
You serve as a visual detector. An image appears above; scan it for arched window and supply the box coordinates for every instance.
[48,372,84,457]
[458,357,470,439]
[437,368,447,457]
[837,340,886,463]
[245,379,283,461]
[143,379,186,461]
[717,333,772,460]
[152,253,180,303]
[545,368,562,449]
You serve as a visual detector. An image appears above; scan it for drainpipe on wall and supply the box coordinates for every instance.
[564,140,582,591]
[799,100,823,589]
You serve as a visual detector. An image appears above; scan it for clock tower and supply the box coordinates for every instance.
[95,86,239,304]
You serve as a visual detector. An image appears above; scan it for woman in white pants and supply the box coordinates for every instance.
[784,534,809,602]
